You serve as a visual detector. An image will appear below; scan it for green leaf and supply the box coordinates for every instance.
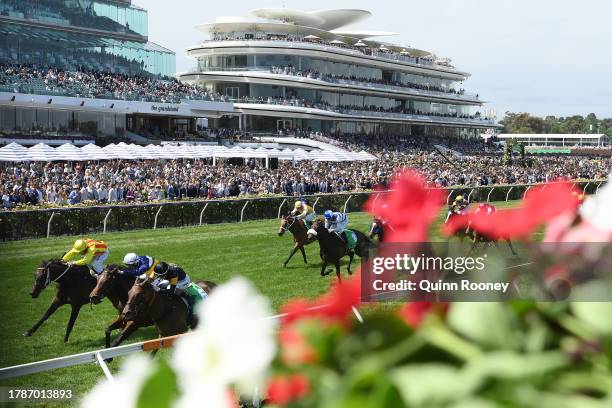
[463,351,568,381]
[136,359,179,408]
[390,364,479,407]
[448,303,519,349]
[571,303,612,336]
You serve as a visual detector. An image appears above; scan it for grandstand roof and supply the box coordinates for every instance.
[496,134,607,139]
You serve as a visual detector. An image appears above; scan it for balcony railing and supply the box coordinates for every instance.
[194,39,466,75]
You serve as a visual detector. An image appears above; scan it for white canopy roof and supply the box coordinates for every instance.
[0,143,378,163]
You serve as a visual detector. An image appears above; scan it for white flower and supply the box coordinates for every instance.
[581,174,612,232]
[80,355,153,408]
[172,277,277,408]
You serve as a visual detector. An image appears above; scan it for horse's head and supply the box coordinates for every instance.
[122,276,153,320]
[31,260,65,298]
[31,261,50,298]
[90,266,122,305]
[369,218,382,239]
[307,218,325,241]
[278,214,289,236]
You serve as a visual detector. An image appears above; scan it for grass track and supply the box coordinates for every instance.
[0,202,520,406]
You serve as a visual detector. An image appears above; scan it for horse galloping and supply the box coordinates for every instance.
[278,215,314,267]
[26,260,101,342]
[307,219,375,281]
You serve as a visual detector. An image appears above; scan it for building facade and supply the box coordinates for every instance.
[180,8,497,137]
[0,0,175,76]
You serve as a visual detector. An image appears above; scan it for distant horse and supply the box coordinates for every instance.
[278,215,314,267]
[89,266,153,348]
[445,206,517,255]
[369,218,385,242]
[26,259,120,342]
[307,219,375,281]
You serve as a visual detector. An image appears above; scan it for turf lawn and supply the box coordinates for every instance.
[0,202,520,406]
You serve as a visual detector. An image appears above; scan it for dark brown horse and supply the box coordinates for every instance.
[94,269,216,348]
[307,219,375,281]
[89,266,154,348]
[26,260,102,342]
[278,215,314,267]
[121,277,192,342]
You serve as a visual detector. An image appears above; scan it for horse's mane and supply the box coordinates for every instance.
[40,258,64,267]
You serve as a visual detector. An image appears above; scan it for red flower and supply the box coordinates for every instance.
[281,274,361,326]
[267,374,311,405]
[365,169,444,242]
[444,182,580,240]
[399,302,449,328]
[279,326,318,366]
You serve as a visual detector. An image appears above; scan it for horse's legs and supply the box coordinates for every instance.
[23,297,64,337]
[63,303,83,342]
[507,239,518,256]
[347,251,355,275]
[110,320,138,348]
[105,315,126,348]
[283,243,300,268]
[334,260,342,282]
[299,245,307,264]
[320,259,329,277]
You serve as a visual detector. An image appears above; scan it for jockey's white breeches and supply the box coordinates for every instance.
[91,250,109,274]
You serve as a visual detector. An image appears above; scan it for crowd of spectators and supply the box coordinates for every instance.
[0,64,225,104]
[2,133,609,209]
[269,66,473,97]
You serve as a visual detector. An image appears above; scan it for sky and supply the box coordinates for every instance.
[138,0,612,119]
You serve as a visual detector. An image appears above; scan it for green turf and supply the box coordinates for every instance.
[0,202,520,406]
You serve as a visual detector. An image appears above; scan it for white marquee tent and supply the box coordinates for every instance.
[0,142,377,163]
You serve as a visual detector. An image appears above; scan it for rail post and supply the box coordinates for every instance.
[153,206,163,230]
[240,201,250,223]
[596,181,604,193]
[467,188,476,203]
[505,186,514,202]
[343,195,353,213]
[583,182,591,194]
[446,189,454,205]
[46,212,57,239]
[487,187,495,202]
[102,209,112,234]
[522,186,532,199]
[371,193,381,209]
[199,202,210,226]
[277,198,287,219]
[95,352,114,382]
[312,196,321,212]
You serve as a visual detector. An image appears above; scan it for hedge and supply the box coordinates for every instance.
[0,181,604,241]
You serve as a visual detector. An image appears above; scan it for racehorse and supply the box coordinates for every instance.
[121,276,194,344]
[369,218,385,242]
[89,266,153,348]
[307,219,375,281]
[278,214,314,267]
[97,270,216,348]
[26,259,120,342]
[445,206,518,255]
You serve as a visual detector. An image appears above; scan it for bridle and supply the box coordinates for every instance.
[280,216,297,232]
[40,263,71,288]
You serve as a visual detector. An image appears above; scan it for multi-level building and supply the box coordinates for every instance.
[180,8,497,137]
[0,0,174,76]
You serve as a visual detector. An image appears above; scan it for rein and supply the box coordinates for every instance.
[280,217,297,232]
[43,264,72,288]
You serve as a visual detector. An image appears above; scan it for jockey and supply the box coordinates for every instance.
[122,253,158,278]
[150,262,207,313]
[62,238,109,275]
[291,200,316,227]
[324,210,349,236]
[149,261,191,294]
[450,195,468,214]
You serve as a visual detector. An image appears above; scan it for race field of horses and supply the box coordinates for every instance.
[0,201,525,405]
